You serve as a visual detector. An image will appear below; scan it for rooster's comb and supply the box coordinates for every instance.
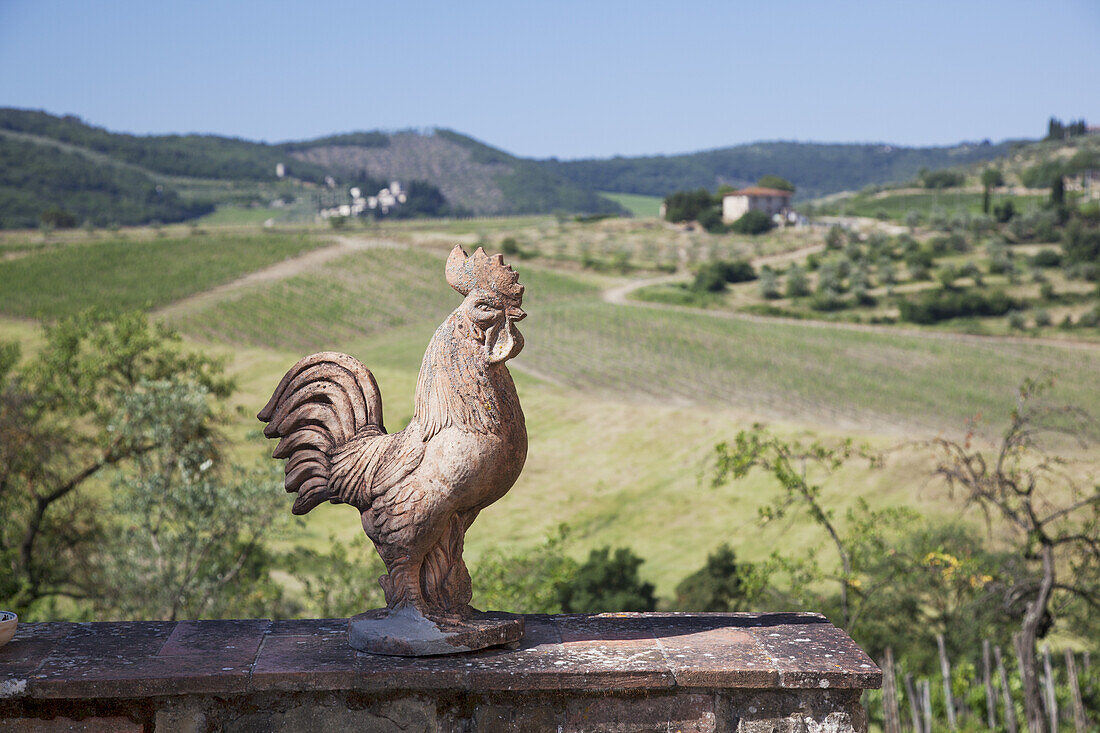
[446,245,524,300]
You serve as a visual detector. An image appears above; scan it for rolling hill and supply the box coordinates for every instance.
[540,139,1024,201]
[0,109,625,228]
[0,107,1034,228]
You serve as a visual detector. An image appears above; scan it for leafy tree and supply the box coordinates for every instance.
[1051,175,1065,206]
[39,206,77,229]
[730,210,774,235]
[981,169,1003,214]
[474,526,579,614]
[663,189,715,223]
[1046,116,1088,141]
[101,430,289,621]
[287,534,387,617]
[756,175,795,193]
[710,426,861,627]
[825,225,845,250]
[0,311,231,617]
[674,544,764,611]
[558,546,656,612]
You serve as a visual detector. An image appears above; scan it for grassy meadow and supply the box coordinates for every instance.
[815,188,1048,222]
[599,191,663,217]
[0,231,324,319]
[2,217,1098,598]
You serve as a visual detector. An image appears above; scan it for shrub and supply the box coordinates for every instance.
[1007,311,1027,330]
[1040,282,1055,301]
[1030,249,1062,268]
[898,289,1015,324]
[558,547,656,613]
[500,237,520,256]
[1079,305,1100,328]
[730,210,774,235]
[40,206,78,229]
[693,264,727,293]
[810,291,849,311]
[1033,309,1052,328]
[785,265,811,297]
[993,200,1016,223]
[1061,220,1100,265]
[825,225,845,250]
[959,262,984,286]
[852,285,877,307]
[758,268,781,299]
[697,207,728,234]
[905,210,923,229]
[920,169,964,189]
[674,544,760,612]
[693,259,756,293]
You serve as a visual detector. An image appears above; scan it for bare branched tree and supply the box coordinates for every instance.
[924,376,1100,733]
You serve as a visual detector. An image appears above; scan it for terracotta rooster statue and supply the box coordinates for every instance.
[258,245,528,655]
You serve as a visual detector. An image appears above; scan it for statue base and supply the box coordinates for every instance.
[348,607,525,656]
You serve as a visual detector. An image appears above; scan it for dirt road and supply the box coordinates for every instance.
[154,236,405,318]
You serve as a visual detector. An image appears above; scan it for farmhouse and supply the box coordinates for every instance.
[722,187,793,223]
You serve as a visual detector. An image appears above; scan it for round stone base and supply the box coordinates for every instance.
[348,607,525,656]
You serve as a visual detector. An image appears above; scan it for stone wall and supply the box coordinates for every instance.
[1,612,880,732]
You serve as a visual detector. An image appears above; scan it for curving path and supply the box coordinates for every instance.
[154,235,405,318]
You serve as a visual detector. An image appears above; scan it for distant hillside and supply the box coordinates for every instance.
[810,131,1100,220]
[0,109,625,227]
[541,140,1023,200]
[288,128,625,216]
[0,107,1043,229]
[0,132,213,228]
[0,109,329,182]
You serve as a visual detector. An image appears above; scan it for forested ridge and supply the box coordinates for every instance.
[541,140,1022,201]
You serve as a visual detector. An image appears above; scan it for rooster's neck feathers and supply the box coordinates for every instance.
[412,312,520,441]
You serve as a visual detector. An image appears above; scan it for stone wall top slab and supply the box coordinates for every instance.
[1,612,881,701]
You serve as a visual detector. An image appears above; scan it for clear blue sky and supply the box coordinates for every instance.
[1,0,1097,159]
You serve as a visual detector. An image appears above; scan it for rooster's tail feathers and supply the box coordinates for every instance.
[258,351,384,514]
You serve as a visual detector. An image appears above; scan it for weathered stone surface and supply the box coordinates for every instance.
[349,607,524,656]
[158,619,269,661]
[252,631,469,692]
[225,697,439,733]
[651,615,778,688]
[564,693,718,732]
[258,246,530,654]
[4,716,142,732]
[1,615,877,732]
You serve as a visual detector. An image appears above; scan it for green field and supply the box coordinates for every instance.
[196,205,286,225]
[817,189,1047,221]
[0,232,324,319]
[4,223,1098,596]
[599,191,663,217]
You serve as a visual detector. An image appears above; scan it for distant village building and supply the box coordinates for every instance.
[319,180,411,220]
[721,187,793,223]
[276,163,286,179]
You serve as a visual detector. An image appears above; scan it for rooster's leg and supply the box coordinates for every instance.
[382,554,427,613]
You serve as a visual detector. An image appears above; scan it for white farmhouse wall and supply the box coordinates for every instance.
[723,196,750,222]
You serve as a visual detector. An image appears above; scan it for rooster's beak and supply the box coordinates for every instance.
[507,307,527,322]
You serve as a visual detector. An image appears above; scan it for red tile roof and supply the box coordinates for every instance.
[723,187,793,198]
